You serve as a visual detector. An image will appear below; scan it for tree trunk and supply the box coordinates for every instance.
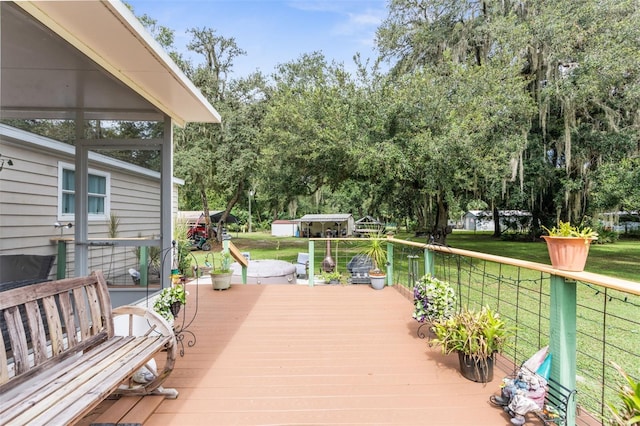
[216,181,244,242]
[431,197,449,245]
[200,185,212,239]
[492,206,501,238]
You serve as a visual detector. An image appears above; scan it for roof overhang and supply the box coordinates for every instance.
[1,1,220,127]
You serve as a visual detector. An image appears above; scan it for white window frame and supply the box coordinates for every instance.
[58,161,110,221]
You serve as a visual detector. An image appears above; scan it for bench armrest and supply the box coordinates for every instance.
[112,305,177,395]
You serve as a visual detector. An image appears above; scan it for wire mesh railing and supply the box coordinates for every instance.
[389,241,639,425]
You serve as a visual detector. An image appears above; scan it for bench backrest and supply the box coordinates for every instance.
[0,271,114,390]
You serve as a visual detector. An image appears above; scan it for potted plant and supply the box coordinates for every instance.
[153,284,188,322]
[608,362,640,426]
[211,250,233,290]
[361,238,387,290]
[430,306,510,383]
[541,221,598,272]
[322,271,343,284]
[412,275,456,323]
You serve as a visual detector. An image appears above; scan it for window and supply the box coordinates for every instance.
[58,162,110,220]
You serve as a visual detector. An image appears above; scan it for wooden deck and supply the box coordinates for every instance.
[83,282,527,425]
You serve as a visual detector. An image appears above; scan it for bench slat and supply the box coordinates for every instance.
[0,333,171,414]
[3,336,167,426]
[24,300,48,365]
[0,276,101,309]
[0,325,7,383]
[0,332,118,413]
[73,286,91,340]
[42,295,65,356]
[58,291,78,349]
[4,307,29,376]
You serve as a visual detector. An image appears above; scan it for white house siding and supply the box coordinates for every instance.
[0,125,170,283]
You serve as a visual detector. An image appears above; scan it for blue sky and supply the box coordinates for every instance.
[127,0,388,79]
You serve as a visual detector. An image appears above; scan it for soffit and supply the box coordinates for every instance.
[1,1,220,126]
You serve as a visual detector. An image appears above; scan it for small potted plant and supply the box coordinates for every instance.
[153,284,187,322]
[322,270,343,284]
[361,238,387,290]
[412,275,456,323]
[211,250,233,290]
[430,306,510,383]
[541,221,598,271]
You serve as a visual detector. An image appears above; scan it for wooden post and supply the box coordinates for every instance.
[386,238,394,286]
[308,240,315,286]
[549,275,577,426]
[57,239,67,279]
[139,245,148,286]
[425,247,434,277]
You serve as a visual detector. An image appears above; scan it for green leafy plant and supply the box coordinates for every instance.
[430,306,510,360]
[322,271,343,283]
[153,285,188,321]
[608,362,640,426]
[361,238,387,276]
[212,250,232,274]
[542,220,599,239]
[412,275,456,323]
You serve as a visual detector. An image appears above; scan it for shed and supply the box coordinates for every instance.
[296,214,354,238]
[271,220,299,237]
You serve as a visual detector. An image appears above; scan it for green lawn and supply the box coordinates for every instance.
[444,231,640,282]
[187,230,639,283]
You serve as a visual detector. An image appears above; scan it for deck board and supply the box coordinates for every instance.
[139,282,519,425]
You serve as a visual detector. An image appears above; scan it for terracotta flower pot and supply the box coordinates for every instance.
[542,236,595,272]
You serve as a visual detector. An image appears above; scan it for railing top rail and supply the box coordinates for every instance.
[309,237,386,241]
[50,237,161,247]
[386,237,640,296]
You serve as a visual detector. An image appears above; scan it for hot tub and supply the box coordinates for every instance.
[230,260,297,284]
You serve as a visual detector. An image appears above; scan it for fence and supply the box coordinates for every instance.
[306,236,639,425]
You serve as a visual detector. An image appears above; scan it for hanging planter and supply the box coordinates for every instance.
[542,221,598,272]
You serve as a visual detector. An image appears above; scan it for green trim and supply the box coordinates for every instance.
[549,275,577,426]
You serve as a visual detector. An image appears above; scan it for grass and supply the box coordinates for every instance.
[444,231,640,282]
[186,230,639,282]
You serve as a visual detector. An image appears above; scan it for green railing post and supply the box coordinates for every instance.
[56,240,67,279]
[139,245,148,286]
[386,239,394,286]
[550,275,577,426]
[424,247,434,277]
[308,240,315,286]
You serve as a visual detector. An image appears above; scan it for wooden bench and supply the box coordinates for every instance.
[0,271,178,426]
[533,376,577,425]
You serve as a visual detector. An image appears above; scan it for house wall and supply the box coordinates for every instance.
[0,126,167,283]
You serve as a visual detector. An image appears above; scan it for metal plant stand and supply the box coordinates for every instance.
[159,240,199,357]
